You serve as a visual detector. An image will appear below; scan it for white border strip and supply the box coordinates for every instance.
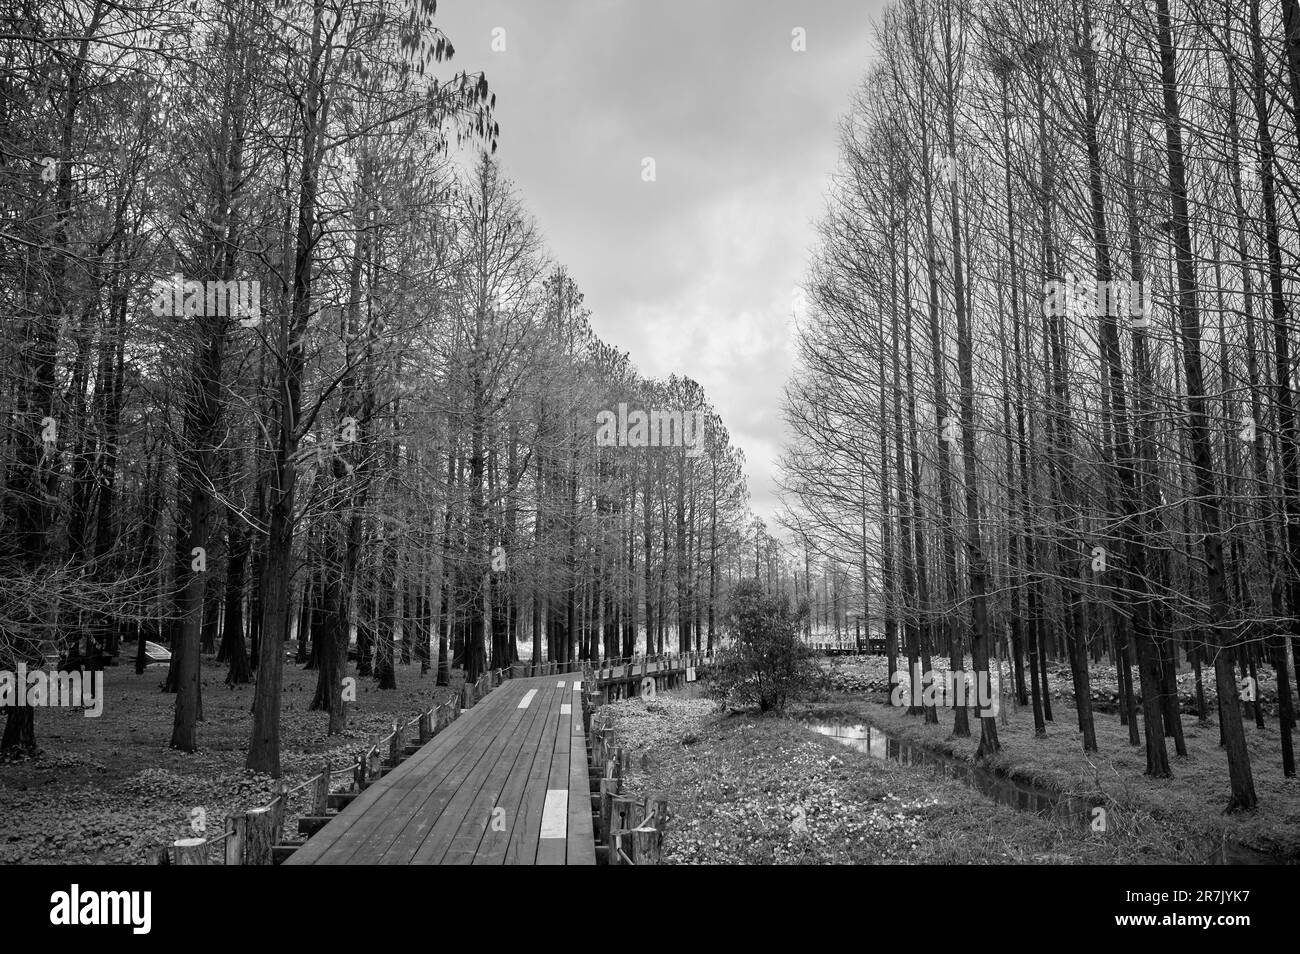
[540,790,568,839]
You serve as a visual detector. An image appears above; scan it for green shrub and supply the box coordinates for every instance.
[707,579,817,713]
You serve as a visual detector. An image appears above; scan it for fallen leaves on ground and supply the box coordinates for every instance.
[0,658,456,864]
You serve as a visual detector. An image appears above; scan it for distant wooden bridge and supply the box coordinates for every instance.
[283,651,713,866]
[801,637,887,656]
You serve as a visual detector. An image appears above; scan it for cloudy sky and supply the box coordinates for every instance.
[438,0,882,525]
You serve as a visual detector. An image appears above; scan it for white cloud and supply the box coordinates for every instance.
[438,0,877,523]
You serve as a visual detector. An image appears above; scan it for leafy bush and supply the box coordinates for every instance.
[707,579,817,713]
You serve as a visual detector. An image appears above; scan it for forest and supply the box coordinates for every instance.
[0,0,753,779]
[781,0,1300,813]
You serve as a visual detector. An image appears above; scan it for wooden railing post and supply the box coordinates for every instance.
[224,813,247,865]
[312,760,331,816]
[244,805,276,865]
[172,837,207,864]
[646,794,669,845]
[611,794,641,837]
[269,781,287,843]
[610,794,641,865]
[630,827,660,865]
[599,779,617,846]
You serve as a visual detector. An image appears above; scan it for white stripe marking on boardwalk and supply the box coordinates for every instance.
[540,790,568,839]
[572,680,582,690]
[557,680,565,687]
[517,689,537,709]
[560,703,572,715]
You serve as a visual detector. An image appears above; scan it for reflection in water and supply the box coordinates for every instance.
[804,721,1089,823]
[807,721,887,759]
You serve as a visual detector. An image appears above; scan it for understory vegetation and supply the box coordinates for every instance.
[600,693,1205,864]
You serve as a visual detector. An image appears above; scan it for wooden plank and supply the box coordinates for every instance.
[471,678,558,866]
[566,702,597,865]
[535,689,573,865]
[360,679,543,865]
[285,717,471,866]
[446,682,555,864]
[356,684,532,865]
[287,682,517,865]
[288,673,601,866]
[311,693,519,864]
[420,681,556,865]
[503,680,566,864]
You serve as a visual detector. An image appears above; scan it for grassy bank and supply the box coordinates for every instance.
[599,693,1197,864]
[805,658,1300,862]
[0,654,455,864]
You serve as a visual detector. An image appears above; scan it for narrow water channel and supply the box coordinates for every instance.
[801,720,1095,822]
[799,718,1276,865]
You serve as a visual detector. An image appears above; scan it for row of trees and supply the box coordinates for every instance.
[782,0,1300,811]
[0,0,752,775]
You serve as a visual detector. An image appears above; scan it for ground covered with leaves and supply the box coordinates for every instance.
[0,654,456,864]
[810,656,1300,862]
[599,693,1188,864]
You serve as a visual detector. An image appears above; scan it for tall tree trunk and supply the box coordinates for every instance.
[1155,0,1256,808]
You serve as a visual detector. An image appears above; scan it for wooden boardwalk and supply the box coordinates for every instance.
[286,675,596,865]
